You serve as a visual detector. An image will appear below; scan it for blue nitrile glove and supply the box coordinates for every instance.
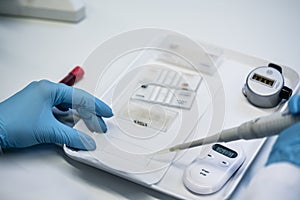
[0,80,113,150]
[266,95,300,166]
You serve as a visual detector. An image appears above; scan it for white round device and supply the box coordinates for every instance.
[243,63,292,108]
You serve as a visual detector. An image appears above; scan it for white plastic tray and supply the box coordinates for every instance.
[64,42,299,200]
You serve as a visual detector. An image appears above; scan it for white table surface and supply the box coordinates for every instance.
[1,1,300,199]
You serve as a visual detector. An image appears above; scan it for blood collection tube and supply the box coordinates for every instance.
[59,66,85,86]
[56,66,85,111]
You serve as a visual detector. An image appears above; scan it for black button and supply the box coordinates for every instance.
[268,63,282,73]
[280,86,293,99]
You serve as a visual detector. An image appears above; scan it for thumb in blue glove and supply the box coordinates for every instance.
[0,80,113,150]
[266,95,300,166]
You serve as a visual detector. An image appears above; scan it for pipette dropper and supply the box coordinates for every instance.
[155,111,300,154]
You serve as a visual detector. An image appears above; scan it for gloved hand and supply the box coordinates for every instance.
[266,95,300,166]
[0,80,113,150]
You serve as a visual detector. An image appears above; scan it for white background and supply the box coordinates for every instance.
[1,1,300,199]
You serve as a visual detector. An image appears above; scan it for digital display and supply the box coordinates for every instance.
[251,73,275,87]
[212,144,237,158]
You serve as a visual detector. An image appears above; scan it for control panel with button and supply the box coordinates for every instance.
[183,143,246,194]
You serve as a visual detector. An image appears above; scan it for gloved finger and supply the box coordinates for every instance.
[37,122,96,150]
[77,108,107,133]
[288,95,300,114]
[52,107,80,127]
[94,98,114,118]
[54,84,113,118]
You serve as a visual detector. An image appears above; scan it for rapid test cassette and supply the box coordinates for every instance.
[131,67,202,110]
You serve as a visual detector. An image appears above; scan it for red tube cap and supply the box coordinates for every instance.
[70,66,85,80]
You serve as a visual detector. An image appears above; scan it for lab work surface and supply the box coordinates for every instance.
[1,1,300,200]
